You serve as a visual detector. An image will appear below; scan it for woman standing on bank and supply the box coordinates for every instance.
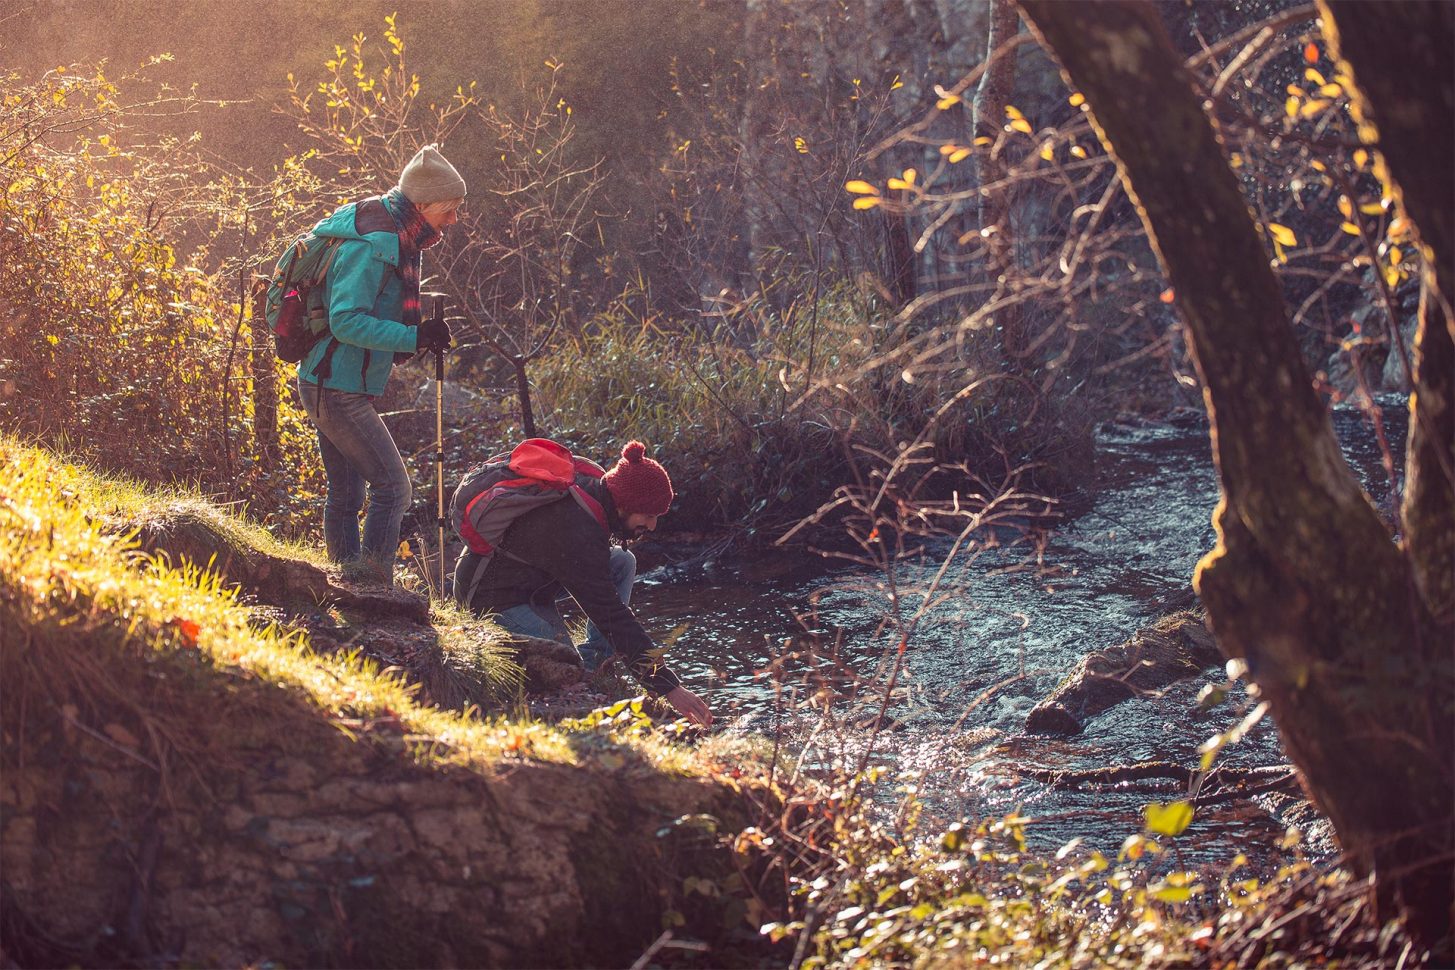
[296,144,463,585]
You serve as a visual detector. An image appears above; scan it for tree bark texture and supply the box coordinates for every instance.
[249,280,277,468]
[1319,0,1455,628]
[972,0,1025,361]
[513,358,536,439]
[972,0,1019,259]
[1318,2,1454,316]
[1018,0,1453,948]
[1401,281,1455,626]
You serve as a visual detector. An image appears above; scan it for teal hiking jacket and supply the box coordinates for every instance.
[297,194,420,396]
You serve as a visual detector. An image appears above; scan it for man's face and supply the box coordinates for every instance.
[621,512,659,541]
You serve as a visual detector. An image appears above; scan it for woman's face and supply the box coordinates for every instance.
[422,200,463,231]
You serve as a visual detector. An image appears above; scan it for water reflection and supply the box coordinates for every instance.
[622,399,1406,861]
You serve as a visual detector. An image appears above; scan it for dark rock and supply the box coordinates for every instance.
[1025,609,1218,736]
[114,503,429,622]
[510,634,587,693]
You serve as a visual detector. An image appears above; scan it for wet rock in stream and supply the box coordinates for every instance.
[1025,609,1220,736]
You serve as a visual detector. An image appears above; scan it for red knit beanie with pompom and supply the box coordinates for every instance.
[603,440,674,516]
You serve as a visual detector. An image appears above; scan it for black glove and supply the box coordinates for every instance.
[416,315,453,354]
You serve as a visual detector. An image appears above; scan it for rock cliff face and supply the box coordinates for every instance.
[0,616,765,968]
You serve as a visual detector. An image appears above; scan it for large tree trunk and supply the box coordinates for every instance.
[1318,0,1455,629]
[1017,0,1454,951]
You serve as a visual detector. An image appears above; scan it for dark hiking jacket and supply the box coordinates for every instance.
[467,479,682,696]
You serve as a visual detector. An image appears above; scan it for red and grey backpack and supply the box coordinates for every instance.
[450,438,607,608]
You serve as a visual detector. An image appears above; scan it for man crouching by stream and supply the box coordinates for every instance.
[461,440,713,727]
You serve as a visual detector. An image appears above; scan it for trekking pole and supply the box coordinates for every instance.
[431,294,447,597]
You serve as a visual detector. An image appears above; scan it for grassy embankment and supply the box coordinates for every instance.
[0,434,782,967]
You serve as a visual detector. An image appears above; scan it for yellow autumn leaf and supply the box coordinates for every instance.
[1299,98,1330,119]
[1009,118,1033,135]
[1388,216,1412,240]
[1286,83,1307,97]
[973,135,993,146]
[794,136,809,154]
[1005,104,1024,121]
[1338,196,1353,218]
[1319,83,1343,98]
[948,147,971,163]
[937,93,962,110]
[852,197,881,210]
[1341,221,1362,235]
[1070,144,1087,159]
[1359,201,1385,215]
[1039,143,1054,161]
[1353,148,1370,168]
[1285,96,1299,118]
[1304,67,1327,86]
[1384,264,1401,288]
[1389,245,1402,265]
[1268,223,1297,247]
[1068,92,1085,107]
[1144,800,1194,837]
[845,180,879,195]
[1310,159,1326,171]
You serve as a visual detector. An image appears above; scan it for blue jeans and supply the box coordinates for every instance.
[494,546,636,672]
[296,377,412,576]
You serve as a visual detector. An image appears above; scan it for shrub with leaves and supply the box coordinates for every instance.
[1,65,234,476]
[758,769,1420,968]
[523,283,990,533]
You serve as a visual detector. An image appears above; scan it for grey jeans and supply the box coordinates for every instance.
[296,377,412,574]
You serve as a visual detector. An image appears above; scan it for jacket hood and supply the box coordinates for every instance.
[310,198,401,264]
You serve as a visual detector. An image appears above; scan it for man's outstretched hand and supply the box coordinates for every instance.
[664,685,713,727]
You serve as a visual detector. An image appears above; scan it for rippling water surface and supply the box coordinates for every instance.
[625,399,1407,862]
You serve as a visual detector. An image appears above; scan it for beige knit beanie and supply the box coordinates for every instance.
[399,144,467,205]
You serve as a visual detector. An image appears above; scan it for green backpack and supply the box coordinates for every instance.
[262,233,343,364]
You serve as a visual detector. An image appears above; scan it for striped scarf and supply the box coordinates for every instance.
[384,187,442,331]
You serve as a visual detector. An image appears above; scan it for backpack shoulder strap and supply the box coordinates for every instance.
[568,485,608,531]
[315,237,344,282]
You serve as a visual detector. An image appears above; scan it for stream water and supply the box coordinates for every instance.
[626,397,1408,867]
